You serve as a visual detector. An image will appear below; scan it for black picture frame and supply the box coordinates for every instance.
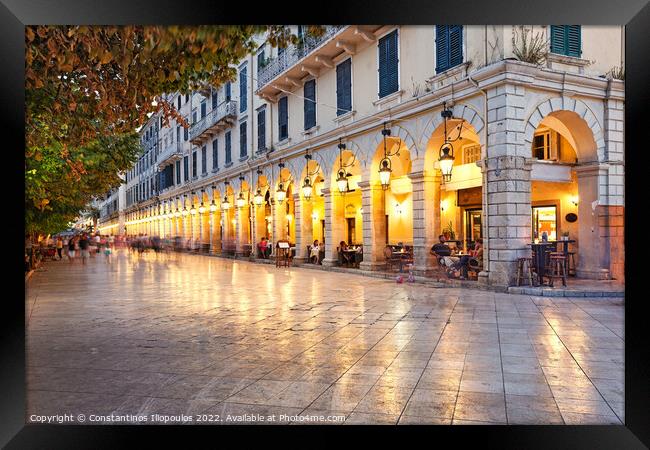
[5,0,649,447]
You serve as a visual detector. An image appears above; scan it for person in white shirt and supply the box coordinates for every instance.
[310,239,321,264]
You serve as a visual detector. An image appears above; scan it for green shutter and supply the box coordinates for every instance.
[436,26,450,73]
[449,25,463,68]
[379,30,398,98]
[567,25,581,57]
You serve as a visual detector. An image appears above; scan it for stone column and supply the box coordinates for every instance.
[235,205,250,257]
[293,193,308,263]
[411,171,441,276]
[321,187,342,267]
[483,83,533,287]
[358,181,387,271]
[575,164,611,279]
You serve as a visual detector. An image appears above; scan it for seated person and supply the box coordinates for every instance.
[431,235,451,257]
[258,237,271,259]
[309,240,321,264]
[339,240,353,265]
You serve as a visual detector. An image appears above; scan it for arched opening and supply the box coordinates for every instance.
[424,118,482,251]
[223,184,236,255]
[329,148,363,265]
[274,166,295,243]
[299,159,325,259]
[370,135,413,248]
[529,110,601,279]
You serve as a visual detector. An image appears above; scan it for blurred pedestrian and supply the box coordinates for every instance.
[68,236,76,264]
[79,234,90,264]
[56,236,63,260]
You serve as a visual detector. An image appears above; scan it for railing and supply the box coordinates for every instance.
[189,100,238,141]
[257,26,346,90]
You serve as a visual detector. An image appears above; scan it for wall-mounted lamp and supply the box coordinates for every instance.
[311,212,318,221]
[440,200,448,212]
[394,202,402,215]
[570,195,579,207]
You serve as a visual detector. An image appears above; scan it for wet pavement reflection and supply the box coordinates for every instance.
[26,249,624,425]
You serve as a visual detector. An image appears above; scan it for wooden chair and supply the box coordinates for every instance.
[546,252,567,287]
[384,246,401,272]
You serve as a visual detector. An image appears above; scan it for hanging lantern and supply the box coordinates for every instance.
[221,195,231,210]
[276,182,286,204]
[379,158,392,190]
[198,203,206,214]
[209,200,217,212]
[302,176,313,201]
[336,169,349,194]
[190,205,197,215]
[182,206,189,216]
[438,142,455,182]
[253,187,264,206]
[236,192,247,208]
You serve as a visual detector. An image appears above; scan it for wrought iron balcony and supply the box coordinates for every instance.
[189,100,238,144]
[257,26,346,90]
[157,141,184,169]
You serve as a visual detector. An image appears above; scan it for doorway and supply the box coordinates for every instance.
[465,208,482,246]
[346,217,356,245]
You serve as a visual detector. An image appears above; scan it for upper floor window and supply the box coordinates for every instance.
[336,58,352,116]
[175,160,181,184]
[240,121,247,158]
[378,29,399,98]
[225,131,232,164]
[304,79,316,130]
[177,95,181,110]
[201,146,207,175]
[257,107,266,151]
[436,25,463,73]
[550,25,581,57]
[192,109,197,124]
[532,129,559,161]
[183,156,189,182]
[185,93,189,102]
[192,151,197,178]
[184,123,189,141]
[278,96,288,141]
[211,90,218,109]
[212,139,218,170]
[239,64,248,113]
[200,100,207,119]
[225,82,231,102]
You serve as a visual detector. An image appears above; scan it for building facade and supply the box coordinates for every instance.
[109,25,625,286]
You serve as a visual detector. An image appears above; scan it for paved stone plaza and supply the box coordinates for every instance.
[26,250,624,425]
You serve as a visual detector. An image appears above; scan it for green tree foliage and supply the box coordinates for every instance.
[25,25,323,235]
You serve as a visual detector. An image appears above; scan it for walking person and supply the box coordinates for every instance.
[68,236,76,264]
[56,236,63,260]
[79,234,90,265]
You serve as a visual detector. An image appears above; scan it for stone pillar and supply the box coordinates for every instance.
[321,187,343,267]
[411,171,441,276]
[575,164,611,279]
[483,83,533,287]
[235,205,250,257]
[358,181,387,271]
[293,193,308,263]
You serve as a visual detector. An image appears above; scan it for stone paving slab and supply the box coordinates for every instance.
[25,250,624,425]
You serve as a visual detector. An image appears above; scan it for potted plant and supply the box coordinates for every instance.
[443,221,456,240]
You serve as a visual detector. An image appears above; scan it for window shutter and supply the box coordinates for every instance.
[279,97,288,140]
[202,146,207,173]
[567,25,581,57]
[239,66,247,113]
[449,25,463,68]
[225,82,231,102]
[436,26,449,73]
[225,131,232,163]
[550,25,566,55]
[258,109,266,150]
[212,91,218,109]
[304,79,316,130]
[212,139,218,169]
[378,30,398,98]
[240,121,247,157]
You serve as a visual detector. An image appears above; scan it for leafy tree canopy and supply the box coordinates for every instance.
[25,25,323,236]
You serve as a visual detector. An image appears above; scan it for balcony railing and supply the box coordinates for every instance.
[257,26,346,90]
[157,141,184,169]
[189,100,238,142]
